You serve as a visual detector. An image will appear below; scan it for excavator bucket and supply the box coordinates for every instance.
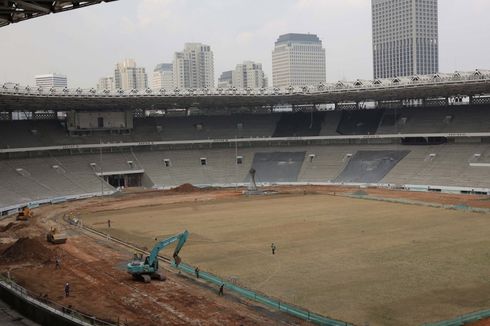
[174,255,182,267]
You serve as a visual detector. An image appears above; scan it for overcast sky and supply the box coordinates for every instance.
[0,0,489,87]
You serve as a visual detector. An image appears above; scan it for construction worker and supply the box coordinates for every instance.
[107,219,111,228]
[271,243,277,255]
[218,283,224,296]
[64,283,70,298]
[195,267,200,279]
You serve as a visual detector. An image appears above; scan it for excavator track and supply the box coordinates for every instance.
[152,270,166,281]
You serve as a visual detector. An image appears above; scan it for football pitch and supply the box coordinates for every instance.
[81,192,490,326]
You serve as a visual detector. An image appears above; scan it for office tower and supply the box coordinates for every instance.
[173,43,214,89]
[272,33,326,87]
[152,63,174,90]
[232,61,268,89]
[96,76,115,91]
[34,73,68,88]
[372,0,439,78]
[114,59,148,90]
[218,71,233,88]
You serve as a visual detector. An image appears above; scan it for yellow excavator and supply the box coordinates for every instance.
[16,207,34,221]
[46,227,68,244]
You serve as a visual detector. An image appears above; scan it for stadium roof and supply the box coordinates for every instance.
[0,0,117,27]
[1,71,490,112]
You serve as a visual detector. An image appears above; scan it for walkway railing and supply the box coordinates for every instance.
[0,275,117,326]
[424,309,490,326]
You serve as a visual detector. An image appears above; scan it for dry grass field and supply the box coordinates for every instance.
[81,190,490,326]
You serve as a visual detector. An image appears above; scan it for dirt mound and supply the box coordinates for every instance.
[0,222,28,234]
[171,183,200,193]
[0,223,15,232]
[1,237,53,263]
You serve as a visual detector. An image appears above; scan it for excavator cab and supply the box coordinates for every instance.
[17,207,34,221]
[127,230,188,283]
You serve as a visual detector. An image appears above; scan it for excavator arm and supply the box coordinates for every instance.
[147,230,189,267]
[172,230,189,266]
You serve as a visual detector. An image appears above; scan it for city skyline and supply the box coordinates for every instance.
[0,0,489,87]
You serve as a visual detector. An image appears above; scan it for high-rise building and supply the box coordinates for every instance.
[232,61,268,89]
[272,33,326,88]
[97,76,115,91]
[372,0,439,79]
[218,71,233,88]
[173,43,214,89]
[114,59,148,90]
[34,73,68,88]
[152,63,174,90]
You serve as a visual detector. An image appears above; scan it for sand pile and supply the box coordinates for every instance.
[171,183,200,193]
[1,237,53,263]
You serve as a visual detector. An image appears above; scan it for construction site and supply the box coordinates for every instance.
[1,185,489,326]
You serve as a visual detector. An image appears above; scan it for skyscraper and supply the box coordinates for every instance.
[35,73,67,88]
[152,63,173,90]
[114,59,148,90]
[272,33,326,88]
[372,0,439,79]
[232,61,268,89]
[173,43,214,89]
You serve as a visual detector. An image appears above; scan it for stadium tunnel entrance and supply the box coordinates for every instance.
[99,171,144,188]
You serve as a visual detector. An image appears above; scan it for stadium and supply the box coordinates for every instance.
[0,1,490,326]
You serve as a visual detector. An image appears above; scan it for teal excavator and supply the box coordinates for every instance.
[127,230,189,283]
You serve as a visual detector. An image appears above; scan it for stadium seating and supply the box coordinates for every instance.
[0,156,114,208]
[3,143,490,209]
[336,110,384,135]
[2,105,490,212]
[1,105,489,150]
[272,112,325,137]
